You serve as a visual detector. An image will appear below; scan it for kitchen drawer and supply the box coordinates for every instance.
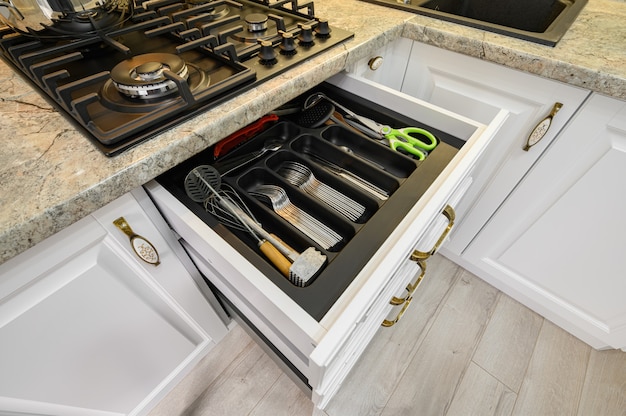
[145,72,507,410]
[311,169,474,404]
[383,175,472,324]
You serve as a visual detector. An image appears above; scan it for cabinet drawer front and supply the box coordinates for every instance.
[312,259,424,406]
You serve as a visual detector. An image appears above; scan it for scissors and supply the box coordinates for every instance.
[304,93,438,160]
[351,116,437,160]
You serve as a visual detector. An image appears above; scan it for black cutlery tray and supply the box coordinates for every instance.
[156,83,463,320]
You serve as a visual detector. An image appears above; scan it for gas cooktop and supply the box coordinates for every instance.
[0,0,353,155]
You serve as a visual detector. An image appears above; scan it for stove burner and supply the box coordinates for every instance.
[8,2,133,39]
[0,0,354,155]
[102,60,210,112]
[111,53,191,99]
[75,11,99,21]
[185,1,231,22]
[245,13,268,32]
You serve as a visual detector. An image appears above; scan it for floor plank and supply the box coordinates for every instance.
[250,373,315,416]
[472,294,543,392]
[324,255,462,416]
[445,362,517,416]
[379,270,500,416]
[182,341,284,416]
[511,320,591,416]
[577,349,626,416]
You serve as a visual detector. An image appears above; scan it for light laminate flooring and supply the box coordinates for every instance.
[148,254,626,416]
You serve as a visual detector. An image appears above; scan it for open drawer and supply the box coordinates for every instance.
[144,71,508,410]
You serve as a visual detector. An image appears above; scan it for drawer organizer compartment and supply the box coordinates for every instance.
[156,83,462,321]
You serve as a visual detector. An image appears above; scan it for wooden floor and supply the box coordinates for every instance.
[148,254,626,416]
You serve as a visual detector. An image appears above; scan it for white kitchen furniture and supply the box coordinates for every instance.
[352,38,626,350]
[348,39,590,255]
[145,71,508,410]
[0,188,229,416]
[462,93,626,350]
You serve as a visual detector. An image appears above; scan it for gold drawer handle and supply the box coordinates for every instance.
[389,260,427,305]
[114,217,161,266]
[382,296,413,327]
[410,205,455,262]
[523,102,562,151]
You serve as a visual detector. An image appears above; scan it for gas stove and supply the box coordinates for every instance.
[0,0,353,155]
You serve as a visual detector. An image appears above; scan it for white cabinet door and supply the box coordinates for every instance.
[351,41,589,255]
[463,94,626,350]
[0,189,228,416]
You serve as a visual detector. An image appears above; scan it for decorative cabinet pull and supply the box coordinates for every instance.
[523,102,563,151]
[383,259,426,327]
[113,217,161,266]
[410,204,456,262]
[390,260,427,305]
[382,296,413,327]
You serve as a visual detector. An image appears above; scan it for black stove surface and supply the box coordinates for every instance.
[0,0,353,155]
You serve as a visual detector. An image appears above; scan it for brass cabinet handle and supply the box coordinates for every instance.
[410,204,456,262]
[523,102,562,151]
[389,260,427,305]
[382,296,413,327]
[405,259,426,295]
[114,217,161,266]
[383,259,427,327]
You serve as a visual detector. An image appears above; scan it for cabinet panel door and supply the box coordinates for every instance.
[397,42,589,255]
[0,192,227,416]
[464,94,626,349]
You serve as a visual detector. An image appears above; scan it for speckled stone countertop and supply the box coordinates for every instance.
[1,0,625,264]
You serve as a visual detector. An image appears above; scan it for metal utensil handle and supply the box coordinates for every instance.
[192,169,299,261]
[216,191,300,261]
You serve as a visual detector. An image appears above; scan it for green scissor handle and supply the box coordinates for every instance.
[380,126,438,160]
[387,139,426,160]
[381,126,438,150]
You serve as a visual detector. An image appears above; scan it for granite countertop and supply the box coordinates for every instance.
[1,0,625,265]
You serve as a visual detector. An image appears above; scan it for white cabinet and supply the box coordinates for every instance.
[145,71,508,411]
[462,94,626,350]
[353,39,626,350]
[348,39,589,255]
[0,188,228,416]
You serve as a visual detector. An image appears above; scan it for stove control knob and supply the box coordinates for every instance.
[258,40,278,65]
[298,23,315,47]
[315,19,332,38]
[279,31,298,55]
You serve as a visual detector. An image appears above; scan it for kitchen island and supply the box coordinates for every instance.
[1,0,625,264]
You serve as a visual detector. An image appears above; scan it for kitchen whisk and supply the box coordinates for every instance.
[184,165,326,286]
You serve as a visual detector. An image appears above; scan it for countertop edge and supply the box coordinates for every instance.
[400,21,626,100]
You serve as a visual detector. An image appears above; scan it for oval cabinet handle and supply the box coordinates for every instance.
[410,205,456,262]
[523,102,563,151]
[114,217,161,266]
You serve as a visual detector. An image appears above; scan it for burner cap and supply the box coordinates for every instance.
[245,13,268,32]
[184,1,231,21]
[111,53,189,99]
